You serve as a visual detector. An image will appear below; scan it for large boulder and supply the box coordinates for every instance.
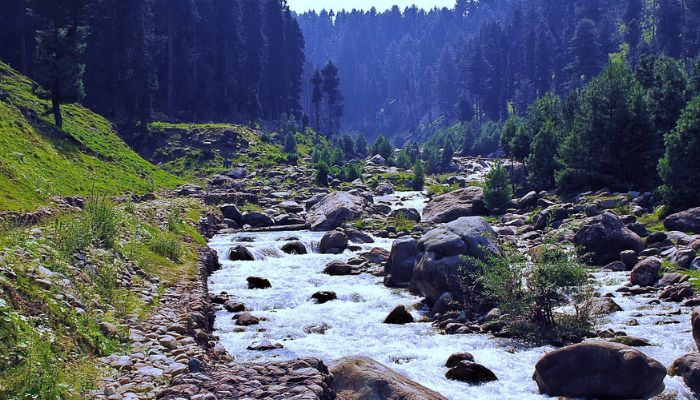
[665,208,700,234]
[389,208,421,222]
[306,192,369,231]
[386,238,418,287]
[229,245,254,261]
[669,353,700,395]
[411,217,499,305]
[319,231,349,254]
[693,308,700,350]
[422,187,485,223]
[242,212,274,228]
[330,356,447,400]
[533,342,666,399]
[445,361,498,384]
[219,204,242,223]
[574,212,645,265]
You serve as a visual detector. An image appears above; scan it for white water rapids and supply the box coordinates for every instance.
[208,191,696,399]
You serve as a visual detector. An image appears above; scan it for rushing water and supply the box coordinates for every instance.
[209,191,695,399]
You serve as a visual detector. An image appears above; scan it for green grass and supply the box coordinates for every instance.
[427,183,460,197]
[0,62,181,212]
[638,206,666,233]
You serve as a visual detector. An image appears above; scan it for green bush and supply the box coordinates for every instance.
[412,160,426,190]
[483,161,513,211]
[148,230,183,263]
[53,197,119,258]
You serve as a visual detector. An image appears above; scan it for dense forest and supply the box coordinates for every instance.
[0,0,306,140]
[298,0,700,141]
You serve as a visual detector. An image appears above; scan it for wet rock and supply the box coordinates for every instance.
[319,231,349,254]
[608,336,652,346]
[364,247,390,264]
[668,353,700,395]
[533,342,666,399]
[223,301,246,312]
[235,312,260,326]
[247,276,271,289]
[432,292,459,315]
[306,192,368,231]
[591,297,623,315]
[445,352,475,368]
[620,250,638,269]
[304,323,331,334]
[374,183,394,195]
[281,241,307,255]
[331,356,447,400]
[574,212,645,265]
[187,358,205,373]
[219,204,242,223]
[604,261,628,271]
[693,308,700,350]
[386,238,418,287]
[630,258,661,287]
[229,245,254,261]
[242,211,274,228]
[389,208,421,222]
[346,229,375,244]
[312,291,337,304]
[445,361,498,384]
[665,208,700,233]
[247,339,283,351]
[211,292,229,304]
[323,261,353,276]
[384,305,414,324]
[422,187,485,223]
[412,217,500,305]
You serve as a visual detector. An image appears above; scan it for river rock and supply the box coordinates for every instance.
[223,301,246,312]
[445,361,498,384]
[324,261,353,276]
[219,204,242,223]
[306,192,368,231]
[242,211,274,228]
[384,305,414,324]
[630,257,661,287]
[693,308,700,350]
[247,276,271,289]
[412,217,499,305]
[389,208,421,222]
[574,212,645,265]
[591,297,623,315]
[330,356,447,400]
[235,312,260,326]
[320,231,349,254]
[247,340,283,351]
[312,291,337,304]
[281,241,307,255]
[445,352,475,368]
[375,183,394,195]
[364,247,390,264]
[229,245,254,261]
[669,353,700,395]
[665,208,700,233]
[422,187,485,223]
[533,342,666,399]
[386,238,418,287]
[620,250,638,269]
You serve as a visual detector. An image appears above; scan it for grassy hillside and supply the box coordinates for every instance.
[0,62,181,212]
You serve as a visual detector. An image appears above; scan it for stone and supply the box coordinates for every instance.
[422,187,485,223]
[242,211,274,228]
[620,250,638,269]
[219,204,242,223]
[384,305,414,324]
[224,301,246,312]
[187,358,205,373]
[374,183,394,195]
[306,192,368,231]
[591,297,624,315]
[604,261,628,271]
[320,231,349,254]
[432,292,458,315]
[281,241,307,255]
[99,322,119,338]
[247,276,271,289]
[608,336,652,347]
[247,340,283,351]
[389,208,421,222]
[630,258,661,287]
[665,208,700,233]
[229,245,254,261]
[364,247,390,264]
[693,308,700,350]
[323,261,353,276]
[445,352,475,368]
[235,312,260,326]
[158,335,178,349]
[533,342,666,399]
[518,191,538,209]
[668,353,700,395]
[330,356,447,400]
[445,361,498,384]
[386,238,418,287]
[312,291,337,304]
[411,217,499,305]
[574,212,645,265]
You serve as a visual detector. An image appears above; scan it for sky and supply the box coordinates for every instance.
[287,0,455,13]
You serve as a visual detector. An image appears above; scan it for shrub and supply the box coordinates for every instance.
[315,162,329,186]
[412,160,426,190]
[483,161,513,211]
[53,197,119,258]
[148,230,183,263]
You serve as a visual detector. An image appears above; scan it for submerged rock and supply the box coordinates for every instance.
[323,261,354,276]
[445,352,475,368]
[235,312,260,326]
[445,361,498,384]
[330,356,447,400]
[281,241,307,255]
[312,291,337,304]
[229,245,254,261]
[319,231,349,254]
[247,276,271,289]
[669,353,700,395]
[384,305,414,324]
[533,342,666,399]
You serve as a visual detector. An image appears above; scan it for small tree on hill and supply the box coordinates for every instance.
[659,95,700,211]
[413,160,426,190]
[483,161,513,211]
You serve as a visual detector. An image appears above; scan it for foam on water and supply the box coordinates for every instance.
[208,192,695,399]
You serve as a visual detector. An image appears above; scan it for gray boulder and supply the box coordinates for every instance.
[242,212,274,228]
[330,356,447,400]
[422,187,485,223]
[386,238,418,287]
[574,212,645,265]
[219,204,242,223]
[411,217,499,305]
[630,257,661,287]
[669,353,700,394]
[389,208,421,222]
[306,192,368,231]
[693,308,700,350]
[533,342,666,399]
[320,231,349,254]
[665,208,700,233]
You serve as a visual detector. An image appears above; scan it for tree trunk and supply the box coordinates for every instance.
[52,97,63,129]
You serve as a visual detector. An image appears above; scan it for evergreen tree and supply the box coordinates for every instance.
[442,139,455,170]
[284,131,297,154]
[527,121,560,189]
[355,134,369,158]
[483,161,513,211]
[659,95,700,211]
[636,55,690,137]
[500,114,520,157]
[311,69,323,132]
[321,61,343,135]
[413,160,426,190]
[656,0,683,58]
[31,0,92,129]
[568,19,601,88]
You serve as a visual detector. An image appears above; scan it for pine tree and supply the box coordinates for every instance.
[355,134,369,158]
[568,19,601,88]
[659,95,700,211]
[311,69,323,132]
[31,0,92,129]
[413,160,426,190]
[656,0,683,58]
[321,61,343,135]
[442,139,455,170]
[483,161,513,211]
[527,121,560,190]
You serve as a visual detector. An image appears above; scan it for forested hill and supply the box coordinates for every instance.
[298,0,700,140]
[1,0,305,140]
